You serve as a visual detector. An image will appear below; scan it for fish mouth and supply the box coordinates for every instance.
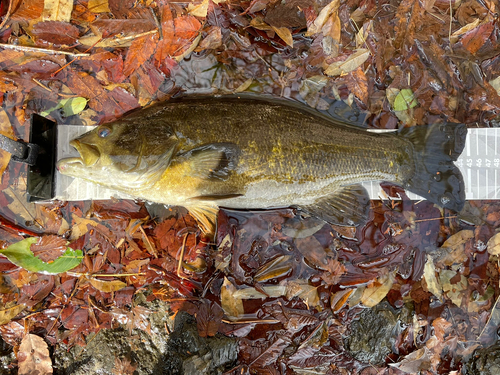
[69,140,101,166]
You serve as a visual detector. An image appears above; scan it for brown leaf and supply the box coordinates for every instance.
[459,21,495,55]
[30,235,67,263]
[345,67,369,105]
[196,299,223,337]
[198,26,222,50]
[394,0,425,49]
[18,334,53,375]
[11,0,44,21]
[89,278,127,293]
[31,21,79,45]
[112,357,137,375]
[250,338,289,368]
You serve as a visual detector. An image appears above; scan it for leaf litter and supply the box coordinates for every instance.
[0,0,498,373]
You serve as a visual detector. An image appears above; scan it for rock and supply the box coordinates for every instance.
[344,301,412,365]
[464,343,500,375]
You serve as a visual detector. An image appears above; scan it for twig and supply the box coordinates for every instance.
[221,318,280,324]
[0,43,90,57]
[66,272,146,277]
[414,216,457,223]
[177,233,190,280]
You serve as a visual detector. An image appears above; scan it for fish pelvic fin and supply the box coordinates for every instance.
[186,202,219,237]
[298,184,371,226]
[401,123,467,211]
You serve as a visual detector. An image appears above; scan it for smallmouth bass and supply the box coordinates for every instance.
[57,96,467,233]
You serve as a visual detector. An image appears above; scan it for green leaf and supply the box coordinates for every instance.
[39,97,88,117]
[393,89,417,111]
[0,238,83,274]
[62,97,88,117]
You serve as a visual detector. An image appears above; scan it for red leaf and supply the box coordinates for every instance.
[31,21,79,45]
[123,33,159,77]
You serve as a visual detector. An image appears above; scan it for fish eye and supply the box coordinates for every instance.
[98,126,111,138]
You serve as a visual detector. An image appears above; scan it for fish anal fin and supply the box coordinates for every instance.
[185,143,240,180]
[299,184,370,226]
[187,203,219,236]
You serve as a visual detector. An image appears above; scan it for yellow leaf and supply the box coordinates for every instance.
[234,78,253,93]
[305,0,340,36]
[89,278,127,292]
[272,26,293,47]
[324,48,370,76]
[450,18,481,44]
[0,109,14,179]
[221,277,244,319]
[88,0,110,13]
[42,0,73,22]
[188,0,209,17]
[361,272,395,307]
[0,304,25,325]
[423,255,442,300]
[70,214,98,240]
[487,232,500,256]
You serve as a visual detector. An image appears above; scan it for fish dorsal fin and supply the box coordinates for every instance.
[186,202,219,236]
[184,143,240,180]
[299,184,370,226]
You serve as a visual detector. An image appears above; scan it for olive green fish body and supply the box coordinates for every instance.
[57,96,467,232]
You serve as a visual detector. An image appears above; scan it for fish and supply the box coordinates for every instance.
[57,96,467,234]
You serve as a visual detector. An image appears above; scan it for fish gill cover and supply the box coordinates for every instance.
[0,0,498,374]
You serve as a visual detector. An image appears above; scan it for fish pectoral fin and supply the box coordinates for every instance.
[298,184,371,226]
[186,202,219,236]
[184,143,240,180]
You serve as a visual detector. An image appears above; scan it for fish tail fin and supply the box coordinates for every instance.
[401,123,467,211]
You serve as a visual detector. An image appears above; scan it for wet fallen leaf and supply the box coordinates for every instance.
[254,255,293,282]
[305,0,340,36]
[394,89,418,111]
[42,0,73,22]
[324,49,370,76]
[486,231,500,255]
[423,254,442,300]
[221,277,244,319]
[360,271,395,307]
[18,334,53,375]
[272,26,293,47]
[89,278,127,292]
[30,235,68,262]
[0,304,25,325]
[389,347,431,373]
[88,0,110,13]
